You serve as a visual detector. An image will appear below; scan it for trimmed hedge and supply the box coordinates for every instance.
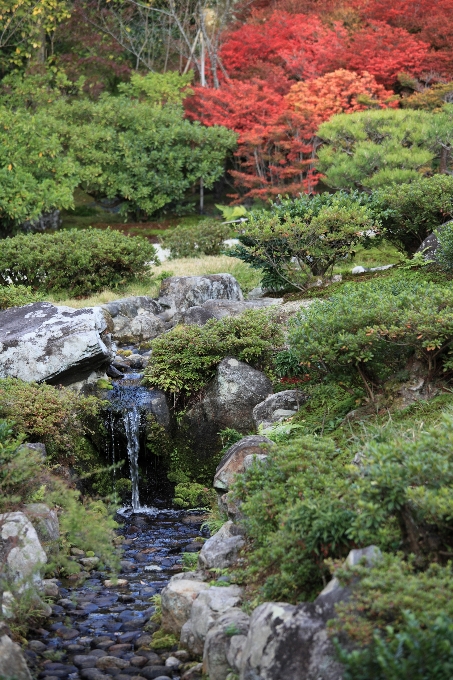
[0,228,158,296]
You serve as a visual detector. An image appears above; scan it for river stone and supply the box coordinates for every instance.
[161,577,210,635]
[253,390,308,430]
[0,302,113,385]
[203,608,250,680]
[96,655,130,669]
[214,436,274,493]
[157,274,243,320]
[180,585,244,657]
[184,358,273,459]
[0,632,33,680]
[197,522,245,571]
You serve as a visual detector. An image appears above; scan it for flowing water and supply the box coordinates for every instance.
[24,370,203,679]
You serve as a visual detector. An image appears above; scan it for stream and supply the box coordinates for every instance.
[25,365,205,680]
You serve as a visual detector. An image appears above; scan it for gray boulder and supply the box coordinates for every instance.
[184,298,281,324]
[416,231,441,261]
[102,296,167,343]
[198,521,245,571]
[253,390,307,430]
[158,274,243,320]
[25,503,59,546]
[161,576,210,635]
[203,608,250,680]
[239,546,381,680]
[180,585,243,656]
[0,302,113,385]
[214,436,274,493]
[0,630,33,680]
[184,358,273,459]
[21,209,61,233]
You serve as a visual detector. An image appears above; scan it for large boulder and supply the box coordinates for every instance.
[102,296,167,343]
[24,503,59,549]
[184,358,273,459]
[0,302,114,385]
[161,576,210,635]
[203,608,250,680]
[158,275,243,320]
[214,436,274,493]
[198,521,245,571]
[253,390,308,430]
[0,512,51,619]
[180,299,281,326]
[180,585,243,656]
[0,628,33,680]
[239,546,381,680]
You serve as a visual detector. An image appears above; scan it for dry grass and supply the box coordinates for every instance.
[46,255,261,309]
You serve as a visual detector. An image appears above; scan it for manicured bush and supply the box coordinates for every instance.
[161,219,231,258]
[288,274,453,392]
[0,284,43,310]
[230,193,379,291]
[143,309,284,397]
[0,378,100,464]
[0,228,158,296]
[372,175,453,254]
[333,555,453,679]
[436,220,453,270]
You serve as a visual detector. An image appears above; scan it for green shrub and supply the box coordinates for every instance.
[0,419,42,511]
[373,175,453,254]
[288,274,453,393]
[160,219,231,258]
[230,193,379,291]
[337,612,453,680]
[0,378,100,464]
[232,435,351,603]
[0,228,158,296]
[0,284,43,310]
[316,109,440,190]
[173,482,215,508]
[436,221,453,270]
[143,309,284,397]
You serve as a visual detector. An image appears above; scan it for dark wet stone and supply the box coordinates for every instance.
[96,596,118,606]
[135,651,161,665]
[59,627,80,640]
[129,657,148,668]
[96,640,116,650]
[65,643,86,652]
[92,637,114,648]
[81,603,100,614]
[108,643,133,654]
[49,622,65,631]
[105,622,123,633]
[120,619,145,631]
[118,611,136,621]
[138,670,170,680]
[28,640,47,653]
[80,669,109,680]
[74,654,99,668]
[119,668,143,676]
[118,595,135,603]
[118,632,139,644]
[51,605,65,615]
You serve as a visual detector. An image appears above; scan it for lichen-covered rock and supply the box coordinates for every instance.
[161,576,210,635]
[214,436,274,493]
[158,274,243,320]
[25,503,59,544]
[180,585,243,656]
[0,302,113,385]
[102,296,167,342]
[198,521,245,571]
[184,358,273,459]
[0,631,33,680]
[203,608,250,680]
[253,390,307,430]
[238,546,381,680]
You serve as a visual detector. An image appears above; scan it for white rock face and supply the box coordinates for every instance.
[102,296,166,342]
[253,390,308,430]
[0,512,47,585]
[180,585,244,656]
[0,302,113,385]
[158,274,243,320]
[161,577,210,635]
[203,608,250,680]
[197,521,245,571]
[0,632,33,680]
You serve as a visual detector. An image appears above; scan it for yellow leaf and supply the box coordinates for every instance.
[7,164,12,171]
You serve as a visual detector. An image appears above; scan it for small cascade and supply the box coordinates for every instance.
[123,405,141,511]
[104,369,172,512]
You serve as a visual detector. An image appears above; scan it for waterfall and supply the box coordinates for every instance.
[123,405,141,511]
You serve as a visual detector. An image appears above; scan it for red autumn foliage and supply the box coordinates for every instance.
[186,69,394,200]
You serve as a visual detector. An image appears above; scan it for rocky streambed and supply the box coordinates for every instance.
[24,510,208,680]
